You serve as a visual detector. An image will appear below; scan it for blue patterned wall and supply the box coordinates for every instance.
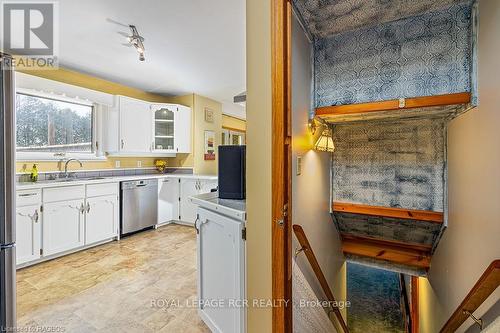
[332,118,446,212]
[314,3,472,108]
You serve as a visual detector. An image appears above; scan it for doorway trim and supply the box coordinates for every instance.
[271,0,293,331]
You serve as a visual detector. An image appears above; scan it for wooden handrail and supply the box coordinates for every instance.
[293,225,349,333]
[440,260,500,332]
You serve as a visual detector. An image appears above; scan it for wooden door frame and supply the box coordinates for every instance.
[271,0,293,331]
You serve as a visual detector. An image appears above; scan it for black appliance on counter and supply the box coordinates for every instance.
[218,145,246,199]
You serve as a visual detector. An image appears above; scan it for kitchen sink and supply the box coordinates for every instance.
[35,176,108,183]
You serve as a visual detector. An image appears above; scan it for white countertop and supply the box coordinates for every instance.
[190,192,246,221]
[16,173,218,190]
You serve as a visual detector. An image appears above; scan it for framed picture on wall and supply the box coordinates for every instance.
[204,130,216,160]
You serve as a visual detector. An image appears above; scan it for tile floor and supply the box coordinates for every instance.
[16,224,209,332]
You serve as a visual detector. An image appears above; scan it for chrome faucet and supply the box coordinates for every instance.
[63,158,83,178]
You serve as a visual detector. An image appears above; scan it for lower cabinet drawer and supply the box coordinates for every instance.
[86,183,119,198]
[17,189,41,207]
[43,185,85,203]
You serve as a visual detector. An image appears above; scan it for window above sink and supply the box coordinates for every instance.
[15,90,106,161]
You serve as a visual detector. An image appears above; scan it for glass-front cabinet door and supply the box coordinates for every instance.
[152,105,175,152]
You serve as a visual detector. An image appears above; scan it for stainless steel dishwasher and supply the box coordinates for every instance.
[120,179,158,236]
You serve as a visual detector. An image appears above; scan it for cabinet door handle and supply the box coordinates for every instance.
[76,203,85,214]
[18,193,37,197]
[151,141,154,151]
[86,202,91,213]
[194,215,200,234]
[121,139,124,149]
[17,210,38,223]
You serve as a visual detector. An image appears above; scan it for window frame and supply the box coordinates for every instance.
[15,89,106,161]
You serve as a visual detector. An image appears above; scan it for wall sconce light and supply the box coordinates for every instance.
[309,118,334,152]
[314,127,334,152]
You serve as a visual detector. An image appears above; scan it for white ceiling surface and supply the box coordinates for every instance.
[57,0,246,119]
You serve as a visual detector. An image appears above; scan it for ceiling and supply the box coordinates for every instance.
[293,0,473,39]
[52,0,246,118]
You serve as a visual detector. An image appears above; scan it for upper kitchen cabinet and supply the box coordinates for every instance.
[103,96,192,156]
[151,104,192,154]
[119,96,152,153]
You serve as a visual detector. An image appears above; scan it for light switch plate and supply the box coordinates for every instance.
[115,160,121,168]
[297,156,302,176]
[137,160,142,167]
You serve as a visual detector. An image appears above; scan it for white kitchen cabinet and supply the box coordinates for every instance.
[43,199,85,256]
[16,205,41,265]
[119,96,152,153]
[180,178,200,225]
[200,179,218,194]
[158,177,180,224]
[180,178,218,225]
[197,207,246,333]
[104,97,191,156]
[85,195,118,245]
[151,104,192,154]
[175,105,192,153]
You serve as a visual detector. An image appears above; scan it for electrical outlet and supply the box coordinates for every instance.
[297,155,302,176]
[137,160,142,167]
[115,160,121,168]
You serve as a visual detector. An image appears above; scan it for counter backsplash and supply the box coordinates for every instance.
[16,167,194,183]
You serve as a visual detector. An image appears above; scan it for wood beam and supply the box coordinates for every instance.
[342,238,432,269]
[333,202,444,224]
[316,92,471,117]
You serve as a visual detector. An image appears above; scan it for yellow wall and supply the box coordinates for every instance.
[192,95,222,175]
[17,157,158,173]
[14,68,222,175]
[419,0,500,331]
[246,0,273,331]
[222,114,246,131]
[17,68,173,102]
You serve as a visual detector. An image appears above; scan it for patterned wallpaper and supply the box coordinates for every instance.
[331,118,446,212]
[293,0,473,38]
[314,3,472,107]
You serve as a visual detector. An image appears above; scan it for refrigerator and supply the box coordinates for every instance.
[0,53,16,330]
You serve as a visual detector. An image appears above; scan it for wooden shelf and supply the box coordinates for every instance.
[333,202,444,224]
[316,92,472,124]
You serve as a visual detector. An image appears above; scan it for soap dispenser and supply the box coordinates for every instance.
[30,164,38,182]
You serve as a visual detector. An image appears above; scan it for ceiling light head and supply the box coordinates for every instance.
[125,24,146,62]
